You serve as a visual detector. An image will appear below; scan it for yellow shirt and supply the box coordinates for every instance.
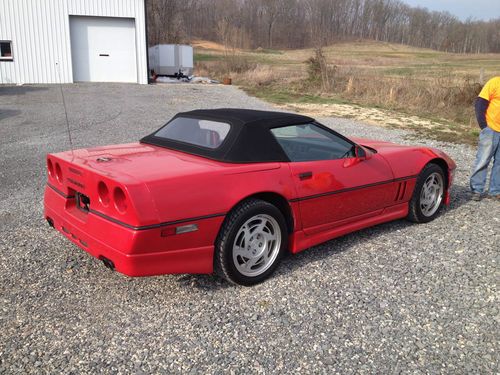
[478,76,500,132]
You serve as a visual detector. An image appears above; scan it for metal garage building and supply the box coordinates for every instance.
[0,0,148,84]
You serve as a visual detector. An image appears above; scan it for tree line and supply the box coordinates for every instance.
[147,0,500,54]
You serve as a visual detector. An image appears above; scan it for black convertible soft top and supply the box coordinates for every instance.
[140,108,315,163]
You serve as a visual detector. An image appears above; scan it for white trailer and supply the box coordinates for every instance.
[149,44,194,77]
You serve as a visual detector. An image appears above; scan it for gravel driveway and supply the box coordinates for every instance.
[0,83,498,374]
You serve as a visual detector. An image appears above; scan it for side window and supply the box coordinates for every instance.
[270,123,354,162]
[0,41,12,60]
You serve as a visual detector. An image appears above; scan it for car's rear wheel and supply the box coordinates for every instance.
[215,199,288,286]
[407,163,446,223]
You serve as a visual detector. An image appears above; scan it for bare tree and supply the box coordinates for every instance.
[147,0,500,54]
[259,0,286,48]
[147,0,186,45]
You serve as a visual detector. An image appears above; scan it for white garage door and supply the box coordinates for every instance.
[70,16,137,83]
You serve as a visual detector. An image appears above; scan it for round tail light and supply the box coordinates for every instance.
[55,163,63,183]
[97,181,110,206]
[47,159,54,177]
[113,187,127,214]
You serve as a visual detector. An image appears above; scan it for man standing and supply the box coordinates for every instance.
[470,76,500,201]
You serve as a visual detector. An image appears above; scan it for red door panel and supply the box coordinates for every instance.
[290,154,395,232]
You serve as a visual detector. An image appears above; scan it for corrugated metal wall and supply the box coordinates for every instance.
[0,0,147,84]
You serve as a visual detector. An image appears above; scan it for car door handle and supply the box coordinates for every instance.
[298,172,313,180]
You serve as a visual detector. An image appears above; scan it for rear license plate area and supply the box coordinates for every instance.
[76,192,91,213]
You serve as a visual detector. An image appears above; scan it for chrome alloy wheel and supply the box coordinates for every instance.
[420,172,444,217]
[232,214,282,277]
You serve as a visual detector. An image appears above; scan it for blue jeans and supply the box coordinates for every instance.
[470,127,500,196]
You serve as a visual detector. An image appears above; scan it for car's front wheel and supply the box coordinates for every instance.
[407,163,446,223]
[215,199,288,286]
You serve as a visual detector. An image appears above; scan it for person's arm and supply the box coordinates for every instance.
[475,97,489,130]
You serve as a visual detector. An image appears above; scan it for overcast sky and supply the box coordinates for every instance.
[402,0,500,21]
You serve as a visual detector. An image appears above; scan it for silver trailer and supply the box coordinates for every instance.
[148,44,194,77]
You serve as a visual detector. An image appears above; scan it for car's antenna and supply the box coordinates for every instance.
[56,62,74,156]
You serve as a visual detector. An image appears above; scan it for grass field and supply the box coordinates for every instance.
[193,40,500,145]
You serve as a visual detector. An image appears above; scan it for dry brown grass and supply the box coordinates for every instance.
[196,55,257,78]
[193,39,500,144]
[238,65,275,86]
[330,71,482,123]
[191,39,233,52]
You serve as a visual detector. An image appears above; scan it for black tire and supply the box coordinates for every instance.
[214,199,288,286]
[407,163,446,223]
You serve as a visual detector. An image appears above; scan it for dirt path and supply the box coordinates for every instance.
[276,102,454,133]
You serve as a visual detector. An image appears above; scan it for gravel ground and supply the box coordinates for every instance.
[0,83,498,374]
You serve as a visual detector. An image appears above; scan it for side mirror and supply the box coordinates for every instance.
[355,145,366,160]
[344,145,371,168]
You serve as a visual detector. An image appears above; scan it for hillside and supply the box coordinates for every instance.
[195,39,500,78]
[194,40,500,145]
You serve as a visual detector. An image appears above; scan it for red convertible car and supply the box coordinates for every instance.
[44,109,456,285]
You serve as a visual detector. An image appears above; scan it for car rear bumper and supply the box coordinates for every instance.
[44,187,217,277]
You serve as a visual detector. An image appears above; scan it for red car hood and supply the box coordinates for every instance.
[353,137,453,158]
[352,137,456,177]
[352,137,409,150]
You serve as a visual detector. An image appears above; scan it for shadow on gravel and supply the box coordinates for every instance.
[0,109,20,121]
[276,184,475,278]
[278,219,413,275]
[175,274,233,290]
[0,85,48,96]
[447,183,473,211]
[178,219,414,290]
